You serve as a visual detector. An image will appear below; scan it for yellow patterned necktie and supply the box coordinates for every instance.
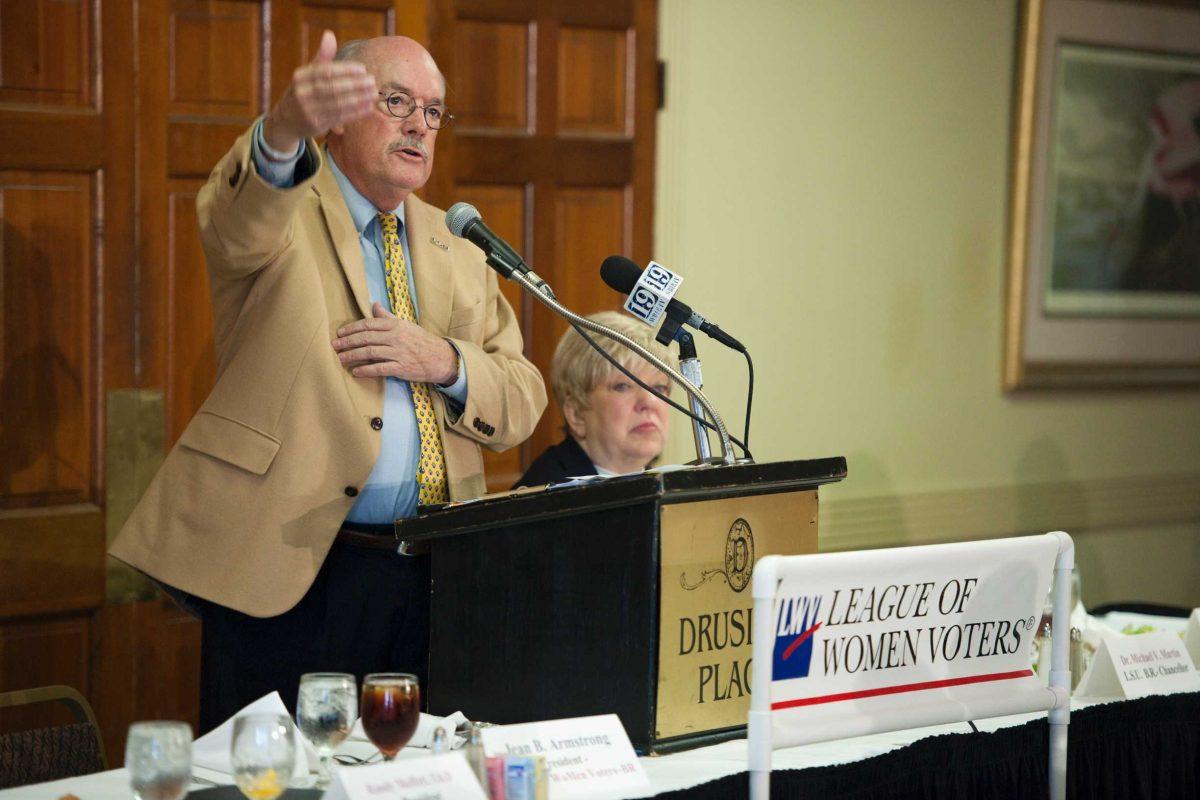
[378,212,449,505]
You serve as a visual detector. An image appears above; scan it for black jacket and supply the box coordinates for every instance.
[512,436,597,488]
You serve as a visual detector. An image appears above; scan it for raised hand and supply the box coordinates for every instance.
[262,30,377,154]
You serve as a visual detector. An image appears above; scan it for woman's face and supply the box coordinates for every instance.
[566,364,671,474]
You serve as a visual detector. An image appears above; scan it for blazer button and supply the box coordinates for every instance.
[344,486,359,497]
[370,417,383,430]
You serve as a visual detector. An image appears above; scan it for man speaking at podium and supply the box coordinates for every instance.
[110,31,546,731]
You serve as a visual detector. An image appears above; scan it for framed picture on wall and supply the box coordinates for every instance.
[1004,0,1200,389]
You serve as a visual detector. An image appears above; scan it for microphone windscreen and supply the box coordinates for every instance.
[600,255,642,294]
[446,202,481,237]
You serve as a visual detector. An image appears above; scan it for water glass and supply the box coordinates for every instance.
[1032,566,1084,673]
[231,713,295,800]
[361,673,420,761]
[297,672,356,786]
[125,721,192,800]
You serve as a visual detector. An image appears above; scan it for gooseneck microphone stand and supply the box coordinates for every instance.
[485,250,735,465]
[674,332,713,462]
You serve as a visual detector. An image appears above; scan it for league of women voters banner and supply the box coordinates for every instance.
[768,535,1061,737]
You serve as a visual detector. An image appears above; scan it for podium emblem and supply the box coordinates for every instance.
[725,518,755,592]
[680,517,756,593]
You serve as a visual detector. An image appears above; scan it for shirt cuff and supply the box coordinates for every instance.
[435,340,468,405]
[251,120,306,188]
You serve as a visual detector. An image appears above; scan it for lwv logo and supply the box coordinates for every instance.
[773,594,823,681]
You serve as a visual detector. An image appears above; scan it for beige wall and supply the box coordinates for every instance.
[654,0,1200,608]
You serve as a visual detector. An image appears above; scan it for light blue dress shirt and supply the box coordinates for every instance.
[251,123,467,522]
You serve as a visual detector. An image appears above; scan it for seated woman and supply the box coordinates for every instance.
[514,310,678,487]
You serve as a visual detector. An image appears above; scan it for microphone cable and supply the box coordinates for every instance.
[742,348,754,452]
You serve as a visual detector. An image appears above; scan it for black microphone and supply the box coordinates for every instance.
[600,256,745,352]
[447,202,555,297]
[446,202,525,275]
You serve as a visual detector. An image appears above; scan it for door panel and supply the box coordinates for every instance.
[454,20,532,133]
[0,0,94,109]
[168,1,264,118]
[557,26,630,136]
[301,7,393,62]
[0,616,92,733]
[0,171,98,507]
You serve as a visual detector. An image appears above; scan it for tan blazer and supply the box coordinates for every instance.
[109,125,547,617]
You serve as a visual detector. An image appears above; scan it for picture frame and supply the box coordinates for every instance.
[1003,0,1200,389]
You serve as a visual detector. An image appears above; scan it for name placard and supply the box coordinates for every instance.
[768,536,1058,727]
[1185,609,1200,669]
[324,753,487,800]
[1076,632,1200,699]
[479,714,649,799]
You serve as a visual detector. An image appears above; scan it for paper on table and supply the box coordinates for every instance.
[192,691,316,779]
[1076,631,1200,699]
[324,753,488,800]
[545,474,608,488]
[349,711,469,750]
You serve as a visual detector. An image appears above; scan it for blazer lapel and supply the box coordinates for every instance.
[405,194,452,336]
[313,164,373,319]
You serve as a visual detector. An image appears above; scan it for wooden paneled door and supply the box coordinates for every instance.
[0,0,657,764]
[0,0,134,747]
[441,0,659,484]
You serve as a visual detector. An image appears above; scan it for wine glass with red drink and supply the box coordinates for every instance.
[360,673,420,761]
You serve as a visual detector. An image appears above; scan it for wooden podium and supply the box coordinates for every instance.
[396,457,847,753]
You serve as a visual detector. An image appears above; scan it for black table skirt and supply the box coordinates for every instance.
[658,692,1200,800]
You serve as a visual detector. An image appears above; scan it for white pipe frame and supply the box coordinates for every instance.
[748,531,1074,800]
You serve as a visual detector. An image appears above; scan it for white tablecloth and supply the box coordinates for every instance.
[0,705,1055,800]
[4,610,1181,799]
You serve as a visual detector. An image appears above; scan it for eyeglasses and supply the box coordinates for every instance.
[378,91,453,129]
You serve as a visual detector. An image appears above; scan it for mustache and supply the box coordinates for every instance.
[389,138,429,158]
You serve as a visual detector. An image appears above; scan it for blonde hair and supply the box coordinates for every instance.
[550,310,679,413]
